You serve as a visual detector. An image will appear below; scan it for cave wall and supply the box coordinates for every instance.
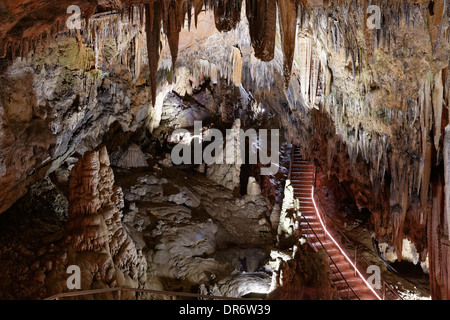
[0,8,152,214]
[285,1,449,299]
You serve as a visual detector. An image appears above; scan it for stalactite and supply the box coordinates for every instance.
[162,0,187,74]
[278,0,298,90]
[422,135,433,210]
[433,69,444,160]
[212,0,242,32]
[231,46,243,85]
[193,0,205,28]
[145,2,162,107]
[245,0,277,62]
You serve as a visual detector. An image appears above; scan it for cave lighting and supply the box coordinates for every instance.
[310,187,382,300]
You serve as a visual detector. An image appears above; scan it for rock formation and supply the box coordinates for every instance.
[268,245,336,300]
[247,176,262,196]
[116,144,148,168]
[64,146,147,296]
[206,118,242,191]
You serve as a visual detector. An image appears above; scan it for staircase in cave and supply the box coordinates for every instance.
[290,147,380,300]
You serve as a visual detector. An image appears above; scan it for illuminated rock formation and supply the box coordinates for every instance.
[65,147,147,294]
[206,118,242,191]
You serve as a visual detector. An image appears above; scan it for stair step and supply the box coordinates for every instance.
[303,233,326,239]
[300,209,316,213]
[357,293,378,300]
[330,267,356,278]
[311,241,335,250]
[300,221,321,226]
[330,256,346,264]
[334,278,365,288]
[338,286,373,296]
[301,215,317,219]
[332,260,354,270]
[332,272,357,283]
[325,248,342,256]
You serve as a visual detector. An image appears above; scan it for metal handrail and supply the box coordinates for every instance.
[300,213,360,300]
[45,286,262,301]
[311,169,403,300]
[290,147,357,299]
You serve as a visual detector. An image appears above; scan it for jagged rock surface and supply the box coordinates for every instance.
[63,147,147,296]
[116,144,148,168]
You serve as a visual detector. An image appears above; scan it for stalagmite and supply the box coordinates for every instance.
[117,144,148,168]
[65,147,146,292]
[247,176,262,196]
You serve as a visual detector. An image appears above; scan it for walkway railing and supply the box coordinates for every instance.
[310,160,403,300]
[301,213,360,300]
[45,287,261,300]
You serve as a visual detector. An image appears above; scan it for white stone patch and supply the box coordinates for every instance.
[246,177,261,196]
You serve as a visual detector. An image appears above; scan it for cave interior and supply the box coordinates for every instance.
[0,0,448,301]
